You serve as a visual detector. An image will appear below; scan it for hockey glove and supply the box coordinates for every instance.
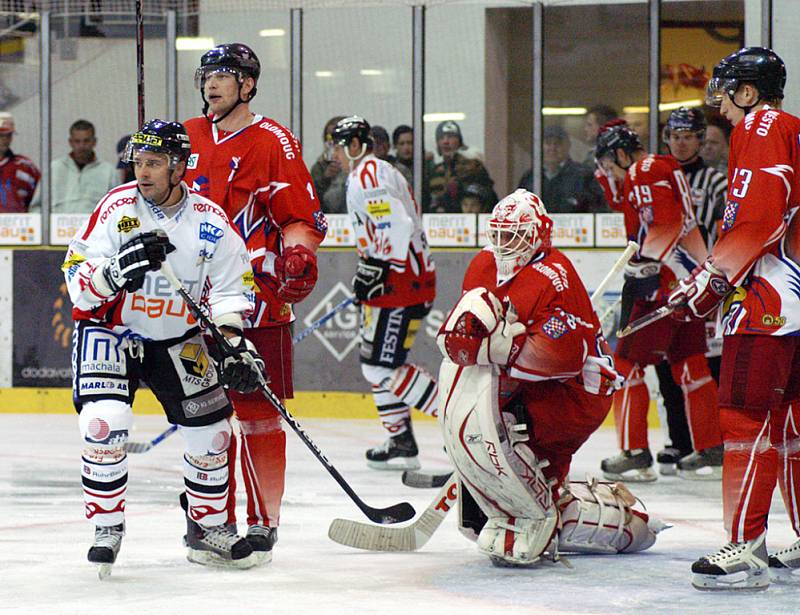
[668,260,732,320]
[103,230,176,294]
[217,335,266,395]
[275,244,318,303]
[352,257,391,302]
[619,258,661,329]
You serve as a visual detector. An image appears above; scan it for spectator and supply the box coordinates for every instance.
[48,120,117,213]
[518,125,607,214]
[310,115,348,213]
[623,111,649,150]
[370,125,393,162]
[116,134,135,184]
[0,112,40,212]
[429,120,497,213]
[458,183,494,214]
[701,117,730,174]
[583,104,618,164]
[391,124,433,207]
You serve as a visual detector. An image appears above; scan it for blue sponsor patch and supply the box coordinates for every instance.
[722,200,740,232]
[542,316,567,339]
[199,222,224,243]
[192,175,210,197]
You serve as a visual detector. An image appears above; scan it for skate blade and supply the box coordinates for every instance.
[97,563,113,580]
[366,457,421,471]
[691,570,769,591]
[678,466,722,481]
[601,467,657,483]
[488,555,539,568]
[658,463,677,476]
[251,550,273,565]
[186,548,258,570]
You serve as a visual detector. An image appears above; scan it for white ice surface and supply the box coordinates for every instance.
[1,414,797,615]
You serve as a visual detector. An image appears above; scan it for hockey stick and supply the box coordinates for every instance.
[402,470,453,489]
[135,0,145,128]
[328,243,639,549]
[329,475,458,551]
[616,303,676,338]
[124,424,178,453]
[160,261,415,524]
[292,296,355,344]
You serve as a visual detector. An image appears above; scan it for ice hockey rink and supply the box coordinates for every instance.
[1,413,797,615]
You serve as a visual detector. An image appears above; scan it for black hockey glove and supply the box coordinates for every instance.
[619,258,661,329]
[103,229,176,294]
[217,335,266,395]
[352,257,391,302]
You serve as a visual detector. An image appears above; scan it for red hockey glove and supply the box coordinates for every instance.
[275,244,318,303]
[668,261,732,320]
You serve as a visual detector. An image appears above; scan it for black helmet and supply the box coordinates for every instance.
[332,116,372,148]
[595,122,642,163]
[706,46,786,107]
[123,119,191,169]
[195,43,260,105]
[663,107,707,143]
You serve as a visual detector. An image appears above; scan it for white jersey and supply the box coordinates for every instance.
[345,154,435,306]
[63,181,254,341]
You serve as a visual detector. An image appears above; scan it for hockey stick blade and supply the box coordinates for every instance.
[124,424,179,453]
[159,261,414,525]
[329,476,458,552]
[402,470,453,489]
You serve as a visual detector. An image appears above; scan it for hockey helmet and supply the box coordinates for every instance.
[706,46,786,107]
[487,189,552,276]
[195,43,261,99]
[332,116,373,149]
[123,119,191,169]
[595,122,642,167]
[662,106,707,142]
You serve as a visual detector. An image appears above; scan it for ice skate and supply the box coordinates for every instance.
[656,447,687,476]
[180,493,256,569]
[87,523,124,580]
[691,532,769,591]
[366,425,420,471]
[769,538,800,582]
[246,524,278,564]
[600,449,656,482]
[677,445,722,480]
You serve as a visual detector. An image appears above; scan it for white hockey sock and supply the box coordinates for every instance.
[387,364,439,418]
[82,452,127,527]
[183,452,229,528]
[372,384,411,436]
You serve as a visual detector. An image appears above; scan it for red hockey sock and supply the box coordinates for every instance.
[239,416,286,528]
[776,401,800,535]
[613,359,649,451]
[671,354,721,452]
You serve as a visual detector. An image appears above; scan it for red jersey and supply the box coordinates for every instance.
[184,114,327,327]
[0,152,40,212]
[713,107,800,336]
[462,247,619,396]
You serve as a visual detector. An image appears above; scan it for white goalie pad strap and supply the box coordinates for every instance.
[438,360,555,521]
[477,516,559,566]
[557,478,661,554]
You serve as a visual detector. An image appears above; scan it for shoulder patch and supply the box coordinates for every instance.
[542,316,568,339]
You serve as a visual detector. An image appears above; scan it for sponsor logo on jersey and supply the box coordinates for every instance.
[762,313,787,327]
[242,270,259,291]
[187,153,199,169]
[192,175,210,197]
[182,387,227,417]
[179,342,210,378]
[367,200,392,218]
[61,251,86,271]
[197,248,214,263]
[116,215,140,233]
[199,222,224,243]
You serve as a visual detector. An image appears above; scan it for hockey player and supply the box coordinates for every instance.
[655,107,728,477]
[184,43,326,561]
[0,112,40,212]
[63,120,262,575]
[595,123,721,482]
[436,189,662,567]
[670,47,800,591]
[331,116,437,469]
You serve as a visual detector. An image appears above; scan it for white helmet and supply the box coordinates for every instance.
[487,189,552,284]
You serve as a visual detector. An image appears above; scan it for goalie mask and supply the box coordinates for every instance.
[487,189,552,285]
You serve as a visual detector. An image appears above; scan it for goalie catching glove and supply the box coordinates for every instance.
[214,335,266,395]
[352,257,390,302]
[437,287,526,367]
[100,230,175,294]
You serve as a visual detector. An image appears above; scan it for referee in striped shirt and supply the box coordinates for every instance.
[655,107,727,478]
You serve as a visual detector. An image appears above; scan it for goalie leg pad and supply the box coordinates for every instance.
[79,400,132,527]
[557,478,666,554]
[439,360,558,564]
[181,419,232,528]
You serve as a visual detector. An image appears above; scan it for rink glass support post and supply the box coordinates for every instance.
[40,10,52,240]
[531,1,543,196]
[290,8,303,145]
[166,10,177,121]
[648,0,660,156]
[412,5,424,208]
[761,0,772,47]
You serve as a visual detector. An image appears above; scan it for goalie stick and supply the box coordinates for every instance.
[126,300,357,454]
[160,260,414,525]
[402,470,453,489]
[328,242,639,549]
